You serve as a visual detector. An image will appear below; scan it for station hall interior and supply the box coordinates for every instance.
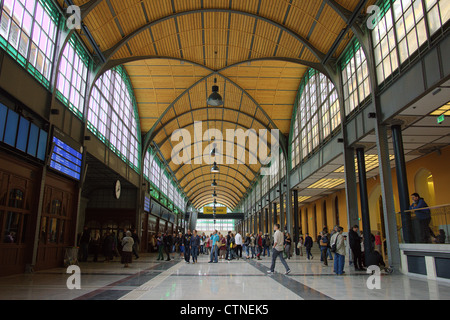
[0,0,449,300]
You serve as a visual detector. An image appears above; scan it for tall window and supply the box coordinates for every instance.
[372,0,449,85]
[160,172,168,196]
[290,69,341,169]
[341,40,371,115]
[0,0,59,88]
[261,175,268,198]
[56,35,89,119]
[426,0,449,36]
[87,66,141,172]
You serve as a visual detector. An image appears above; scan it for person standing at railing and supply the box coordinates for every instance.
[410,193,432,243]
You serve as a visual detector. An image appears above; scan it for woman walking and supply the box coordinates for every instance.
[121,231,134,268]
[284,233,292,259]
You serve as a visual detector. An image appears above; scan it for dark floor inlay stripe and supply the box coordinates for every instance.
[246,259,334,300]
[74,260,180,300]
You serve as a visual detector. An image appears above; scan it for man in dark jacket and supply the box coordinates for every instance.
[410,193,432,243]
[131,229,140,259]
[79,226,91,262]
[349,225,364,271]
[163,232,172,261]
[304,233,313,260]
[183,230,192,263]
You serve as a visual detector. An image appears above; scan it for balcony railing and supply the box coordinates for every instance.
[396,204,450,244]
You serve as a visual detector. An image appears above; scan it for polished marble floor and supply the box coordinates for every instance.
[0,248,449,300]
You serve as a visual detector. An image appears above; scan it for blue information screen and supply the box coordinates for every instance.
[49,136,82,180]
[144,195,151,212]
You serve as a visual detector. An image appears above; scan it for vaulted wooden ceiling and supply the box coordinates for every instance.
[58,0,376,210]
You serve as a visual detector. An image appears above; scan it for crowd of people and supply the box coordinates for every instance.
[76,192,444,272]
[77,227,141,267]
[77,224,395,274]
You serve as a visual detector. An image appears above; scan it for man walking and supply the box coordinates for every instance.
[209,230,220,263]
[304,233,314,260]
[267,224,291,275]
[184,229,192,263]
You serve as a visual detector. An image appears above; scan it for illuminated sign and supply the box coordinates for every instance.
[49,134,83,181]
[203,206,227,215]
[144,194,151,212]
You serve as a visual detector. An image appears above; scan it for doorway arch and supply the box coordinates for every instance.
[334,196,340,227]
[414,168,436,207]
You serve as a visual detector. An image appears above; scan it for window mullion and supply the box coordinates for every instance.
[48,8,62,91]
[420,0,432,46]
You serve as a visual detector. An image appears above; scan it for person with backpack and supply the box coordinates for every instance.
[330,226,346,275]
[244,233,251,259]
[304,233,314,260]
[228,233,239,261]
[319,231,330,266]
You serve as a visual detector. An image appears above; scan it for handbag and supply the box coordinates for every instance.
[331,234,339,253]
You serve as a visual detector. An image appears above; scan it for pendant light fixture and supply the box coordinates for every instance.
[207,78,223,106]
[211,162,219,173]
[207,49,223,106]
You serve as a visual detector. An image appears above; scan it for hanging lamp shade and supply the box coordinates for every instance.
[211,179,217,187]
[207,79,223,106]
[211,162,219,173]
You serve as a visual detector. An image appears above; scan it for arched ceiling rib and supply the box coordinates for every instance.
[196,197,235,211]
[190,186,241,205]
[57,0,378,210]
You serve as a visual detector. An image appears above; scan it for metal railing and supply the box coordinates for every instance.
[396,204,450,244]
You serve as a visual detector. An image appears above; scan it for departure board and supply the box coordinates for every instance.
[49,136,83,181]
[144,194,151,212]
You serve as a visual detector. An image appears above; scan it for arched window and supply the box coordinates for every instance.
[371,0,449,86]
[340,39,371,115]
[0,0,59,88]
[56,35,90,119]
[87,66,141,172]
[334,196,340,227]
[323,200,328,231]
[290,69,340,169]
